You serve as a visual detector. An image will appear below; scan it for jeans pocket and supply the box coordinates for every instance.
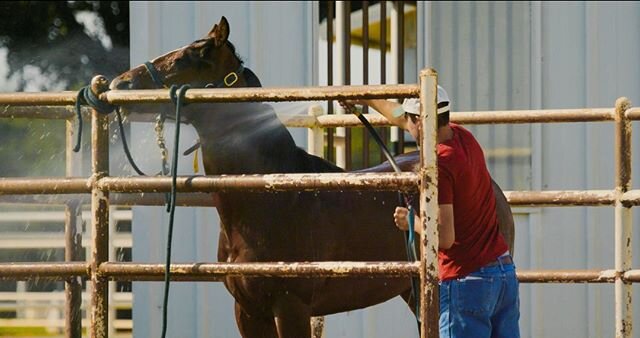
[454,275,495,315]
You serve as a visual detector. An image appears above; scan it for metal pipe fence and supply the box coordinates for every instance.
[0,74,636,338]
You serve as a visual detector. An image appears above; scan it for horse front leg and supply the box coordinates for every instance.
[272,293,312,338]
[235,301,278,338]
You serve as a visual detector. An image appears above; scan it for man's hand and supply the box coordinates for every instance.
[338,100,364,115]
[394,206,410,231]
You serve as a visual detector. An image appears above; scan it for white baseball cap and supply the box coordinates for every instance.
[393,85,450,117]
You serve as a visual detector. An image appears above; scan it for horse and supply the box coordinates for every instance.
[109,16,515,338]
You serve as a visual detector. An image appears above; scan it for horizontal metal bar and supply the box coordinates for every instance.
[625,107,640,121]
[0,92,78,106]
[620,190,640,207]
[0,105,86,120]
[623,270,640,282]
[0,106,156,124]
[517,269,617,283]
[102,84,419,105]
[284,113,391,128]
[451,108,615,124]
[1,177,637,208]
[99,262,420,280]
[285,109,617,128]
[98,173,419,193]
[0,262,635,284]
[0,106,620,128]
[504,190,616,206]
[0,193,214,207]
[0,178,90,195]
[3,189,630,208]
[0,263,89,280]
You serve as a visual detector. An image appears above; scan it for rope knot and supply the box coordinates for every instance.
[72,75,116,152]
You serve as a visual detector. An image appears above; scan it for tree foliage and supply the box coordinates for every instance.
[0,1,129,91]
[0,1,129,177]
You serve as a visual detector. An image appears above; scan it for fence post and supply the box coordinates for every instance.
[419,68,439,338]
[307,105,325,157]
[615,97,632,338]
[65,118,83,337]
[89,76,110,338]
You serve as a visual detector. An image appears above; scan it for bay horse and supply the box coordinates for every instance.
[110,16,514,338]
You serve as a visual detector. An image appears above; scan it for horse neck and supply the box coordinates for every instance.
[189,102,301,175]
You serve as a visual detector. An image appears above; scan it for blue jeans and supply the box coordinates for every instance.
[439,259,520,338]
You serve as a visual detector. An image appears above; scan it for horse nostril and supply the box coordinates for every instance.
[110,78,132,90]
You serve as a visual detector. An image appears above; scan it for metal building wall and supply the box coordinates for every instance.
[127,1,640,337]
[128,2,315,337]
[419,2,640,337]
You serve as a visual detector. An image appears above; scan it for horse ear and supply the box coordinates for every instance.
[208,16,230,47]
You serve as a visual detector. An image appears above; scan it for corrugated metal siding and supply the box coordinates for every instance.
[429,1,533,191]
[129,2,314,337]
[422,2,640,337]
[129,1,640,337]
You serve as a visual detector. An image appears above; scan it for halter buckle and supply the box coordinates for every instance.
[224,72,239,87]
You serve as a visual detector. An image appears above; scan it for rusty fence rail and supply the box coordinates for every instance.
[0,80,637,337]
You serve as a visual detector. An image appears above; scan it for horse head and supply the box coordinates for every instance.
[110,16,259,91]
[109,16,300,176]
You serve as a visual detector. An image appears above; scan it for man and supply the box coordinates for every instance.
[340,86,520,337]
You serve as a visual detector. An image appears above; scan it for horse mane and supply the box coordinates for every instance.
[226,41,244,65]
[234,56,339,173]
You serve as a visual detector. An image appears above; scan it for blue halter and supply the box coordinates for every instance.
[143,61,244,89]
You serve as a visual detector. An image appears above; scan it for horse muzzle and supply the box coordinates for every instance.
[109,77,133,91]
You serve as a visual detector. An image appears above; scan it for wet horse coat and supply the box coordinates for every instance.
[110,16,514,338]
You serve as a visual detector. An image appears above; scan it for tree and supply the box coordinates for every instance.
[0,1,129,91]
[0,1,129,176]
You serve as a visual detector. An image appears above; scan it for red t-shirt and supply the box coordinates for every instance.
[437,123,508,281]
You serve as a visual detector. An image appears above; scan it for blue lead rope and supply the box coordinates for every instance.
[160,84,190,338]
[73,85,116,152]
[346,105,422,335]
[73,79,188,338]
[408,205,415,246]
[407,205,420,320]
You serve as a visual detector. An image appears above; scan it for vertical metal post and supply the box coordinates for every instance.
[395,0,405,153]
[335,0,350,169]
[65,119,82,338]
[326,1,335,163]
[379,0,388,164]
[108,215,117,338]
[390,1,404,154]
[615,97,632,338]
[90,77,110,338]
[308,105,325,157]
[419,69,439,338]
[362,0,370,168]
[343,1,352,171]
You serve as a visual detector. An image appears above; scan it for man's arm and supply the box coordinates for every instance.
[394,205,455,250]
[341,99,409,130]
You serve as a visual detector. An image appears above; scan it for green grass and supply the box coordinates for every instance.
[0,327,57,336]
[0,326,88,337]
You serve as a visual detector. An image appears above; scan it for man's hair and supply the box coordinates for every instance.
[437,111,450,128]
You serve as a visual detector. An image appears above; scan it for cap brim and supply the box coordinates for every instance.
[401,98,450,116]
